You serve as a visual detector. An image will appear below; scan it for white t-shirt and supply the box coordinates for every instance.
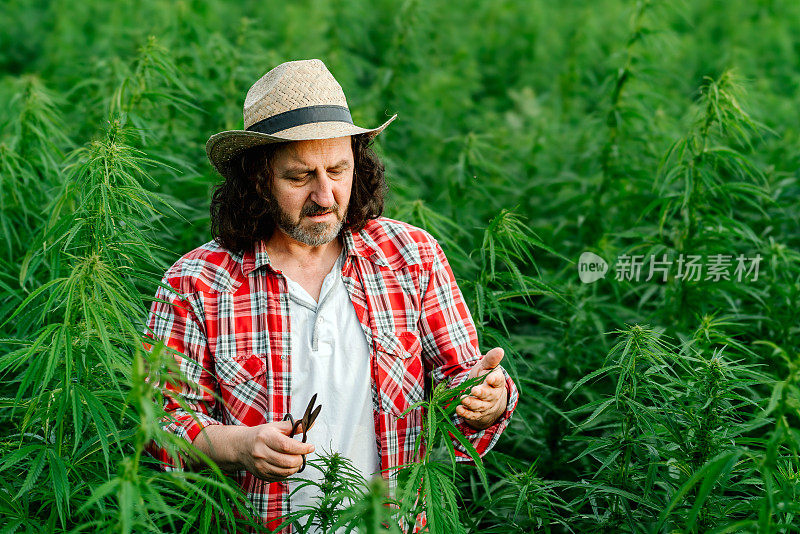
[284,253,379,527]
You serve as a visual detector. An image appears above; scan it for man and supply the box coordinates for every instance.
[146,59,518,531]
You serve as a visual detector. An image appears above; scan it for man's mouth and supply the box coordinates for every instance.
[301,202,339,220]
[306,210,334,219]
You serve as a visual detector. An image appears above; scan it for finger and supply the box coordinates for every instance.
[456,404,484,421]
[273,420,315,441]
[255,464,299,481]
[275,435,315,455]
[261,450,305,470]
[471,386,502,404]
[460,395,490,413]
[479,347,504,374]
[469,385,487,399]
[470,385,496,400]
[484,367,506,388]
[274,420,298,435]
[265,427,315,455]
[469,347,505,379]
[277,419,318,436]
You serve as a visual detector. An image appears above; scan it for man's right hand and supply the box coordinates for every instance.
[191,421,315,482]
[238,420,315,482]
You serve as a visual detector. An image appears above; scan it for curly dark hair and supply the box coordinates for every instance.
[210,134,386,254]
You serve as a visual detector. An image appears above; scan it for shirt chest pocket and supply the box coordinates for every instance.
[215,353,269,420]
[374,330,425,417]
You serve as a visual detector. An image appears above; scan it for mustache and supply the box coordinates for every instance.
[301,202,339,217]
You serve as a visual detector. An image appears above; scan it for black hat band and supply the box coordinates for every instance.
[246,105,353,135]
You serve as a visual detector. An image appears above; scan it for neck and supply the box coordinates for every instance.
[265,229,343,268]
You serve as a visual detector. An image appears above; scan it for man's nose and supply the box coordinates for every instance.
[310,171,335,207]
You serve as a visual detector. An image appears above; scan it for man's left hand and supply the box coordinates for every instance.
[456,347,508,431]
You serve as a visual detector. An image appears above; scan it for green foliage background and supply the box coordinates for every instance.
[1,0,799,532]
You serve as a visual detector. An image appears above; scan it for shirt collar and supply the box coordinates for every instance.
[241,227,390,276]
[241,239,272,276]
[342,227,390,268]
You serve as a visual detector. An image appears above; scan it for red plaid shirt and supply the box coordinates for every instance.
[146,217,518,531]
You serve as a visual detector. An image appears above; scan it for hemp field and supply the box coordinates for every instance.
[1,0,799,532]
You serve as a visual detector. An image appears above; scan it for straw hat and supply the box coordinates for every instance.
[206,59,396,179]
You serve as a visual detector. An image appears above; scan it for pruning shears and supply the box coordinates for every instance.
[283,393,322,473]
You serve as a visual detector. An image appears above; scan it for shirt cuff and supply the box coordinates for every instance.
[455,378,514,437]
[148,411,223,470]
[451,366,518,460]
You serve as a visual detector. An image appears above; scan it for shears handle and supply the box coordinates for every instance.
[283,413,308,472]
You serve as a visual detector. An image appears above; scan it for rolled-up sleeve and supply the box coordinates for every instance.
[144,280,222,469]
[417,238,519,461]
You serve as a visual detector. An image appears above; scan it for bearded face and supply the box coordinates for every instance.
[265,137,354,247]
[268,196,345,247]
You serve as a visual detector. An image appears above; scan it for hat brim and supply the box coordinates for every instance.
[205,114,396,179]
